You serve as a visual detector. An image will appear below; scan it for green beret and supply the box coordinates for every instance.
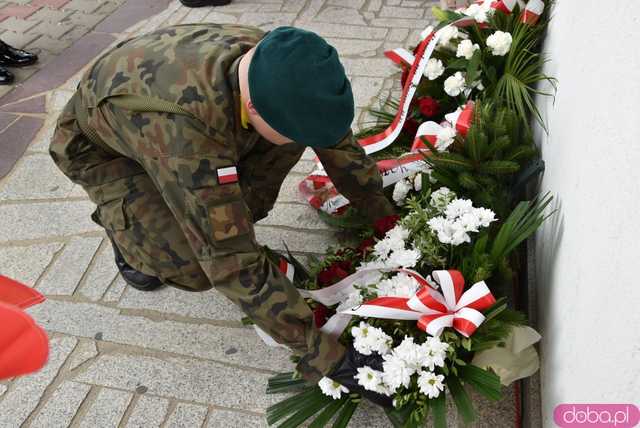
[248,27,354,148]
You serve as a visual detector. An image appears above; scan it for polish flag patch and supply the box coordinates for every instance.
[217,166,238,185]
[279,258,295,282]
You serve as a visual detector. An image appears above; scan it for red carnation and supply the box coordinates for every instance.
[374,214,400,239]
[418,96,440,118]
[403,118,419,138]
[357,237,376,255]
[317,261,351,287]
[313,304,330,328]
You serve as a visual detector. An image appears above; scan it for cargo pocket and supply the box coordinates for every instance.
[92,198,127,231]
[208,200,253,242]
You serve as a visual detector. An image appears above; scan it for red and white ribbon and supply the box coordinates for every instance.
[279,258,295,282]
[341,270,496,337]
[519,0,544,25]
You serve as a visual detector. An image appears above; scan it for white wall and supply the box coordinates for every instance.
[534,0,640,425]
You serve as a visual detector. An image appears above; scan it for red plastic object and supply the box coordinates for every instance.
[0,275,49,380]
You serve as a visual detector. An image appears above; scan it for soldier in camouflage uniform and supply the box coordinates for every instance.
[50,24,394,404]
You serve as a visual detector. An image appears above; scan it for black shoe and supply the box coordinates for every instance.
[106,233,163,292]
[0,66,14,85]
[0,40,38,68]
[328,345,394,408]
[179,0,231,7]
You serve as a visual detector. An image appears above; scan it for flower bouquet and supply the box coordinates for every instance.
[263,1,556,427]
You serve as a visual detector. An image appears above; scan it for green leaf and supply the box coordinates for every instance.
[267,372,308,394]
[309,399,348,428]
[447,376,476,425]
[332,400,359,428]
[431,393,447,428]
[385,402,417,428]
[458,365,503,401]
[279,392,334,428]
[466,50,482,85]
[479,160,520,175]
[267,387,319,425]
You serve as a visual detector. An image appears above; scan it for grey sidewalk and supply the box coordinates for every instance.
[0,1,516,426]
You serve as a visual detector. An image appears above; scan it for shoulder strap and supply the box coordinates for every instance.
[103,94,197,119]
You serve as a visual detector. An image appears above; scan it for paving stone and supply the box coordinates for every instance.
[342,58,395,77]
[181,4,213,24]
[30,299,294,372]
[259,3,282,12]
[94,0,171,33]
[30,5,74,22]
[370,17,430,28]
[77,241,119,301]
[328,0,365,8]
[76,354,282,412]
[67,339,98,370]
[62,0,102,13]
[352,76,385,107]
[0,153,75,201]
[30,381,92,428]
[216,2,270,12]
[281,0,305,13]
[296,0,324,21]
[165,403,208,428]
[0,29,40,48]
[207,409,267,428]
[125,395,170,428]
[0,111,17,130]
[31,0,72,9]
[0,4,40,20]
[238,12,296,30]
[0,94,46,113]
[102,274,126,302]
[59,23,90,41]
[47,88,74,112]
[380,5,424,18]
[28,20,75,39]
[257,203,332,230]
[27,35,73,55]
[0,200,100,242]
[0,336,77,426]
[0,115,43,178]
[37,236,102,295]
[255,225,338,254]
[314,7,367,26]
[0,16,39,32]
[28,116,57,152]
[296,22,387,40]
[0,384,7,396]
[78,387,133,428]
[290,159,316,174]
[62,10,109,29]
[388,27,410,42]
[326,37,382,56]
[402,0,424,6]
[201,11,238,24]
[118,283,243,321]
[0,242,62,286]
[368,0,383,11]
[386,0,402,5]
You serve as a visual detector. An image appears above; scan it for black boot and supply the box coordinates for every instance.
[179,0,231,7]
[328,345,394,408]
[0,40,38,68]
[0,66,14,85]
[106,233,163,292]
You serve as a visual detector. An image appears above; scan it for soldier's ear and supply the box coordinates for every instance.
[246,100,259,116]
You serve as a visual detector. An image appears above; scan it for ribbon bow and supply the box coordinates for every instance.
[342,270,496,337]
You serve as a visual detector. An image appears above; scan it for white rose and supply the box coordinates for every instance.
[436,26,459,48]
[486,31,513,56]
[424,58,445,80]
[463,3,492,23]
[456,39,480,60]
[392,178,412,206]
[444,72,466,97]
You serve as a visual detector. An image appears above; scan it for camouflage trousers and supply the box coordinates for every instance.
[49,92,346,382]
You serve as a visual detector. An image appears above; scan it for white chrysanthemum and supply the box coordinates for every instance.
[428,217,471,246]
[355,366,385,392]
[424,58,445,80]
[318,377,349,400]
[394,337,431,371]
[437,25,459,48]
[336,290,363,312]
[474,207,497,227]
[486,31,513,56]
[456,39,480,60]
[463,2,493,23]
[388,248,421,269]
[445,198,474,219]
[444,72,466,97]
[386,225,411,243]
[449,221,472,245]
[420,337,449,371]
[430,187,455,211]
[392,178,413,206]
[377,272,421,298]
[435,127,457,151]
[426,335,450,354]
[382,353,414,392]
[458,212,480,233]
[351,322,392,356]
[417,371,445,399]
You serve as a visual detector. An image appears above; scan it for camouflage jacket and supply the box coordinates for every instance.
[79,23,394,290]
